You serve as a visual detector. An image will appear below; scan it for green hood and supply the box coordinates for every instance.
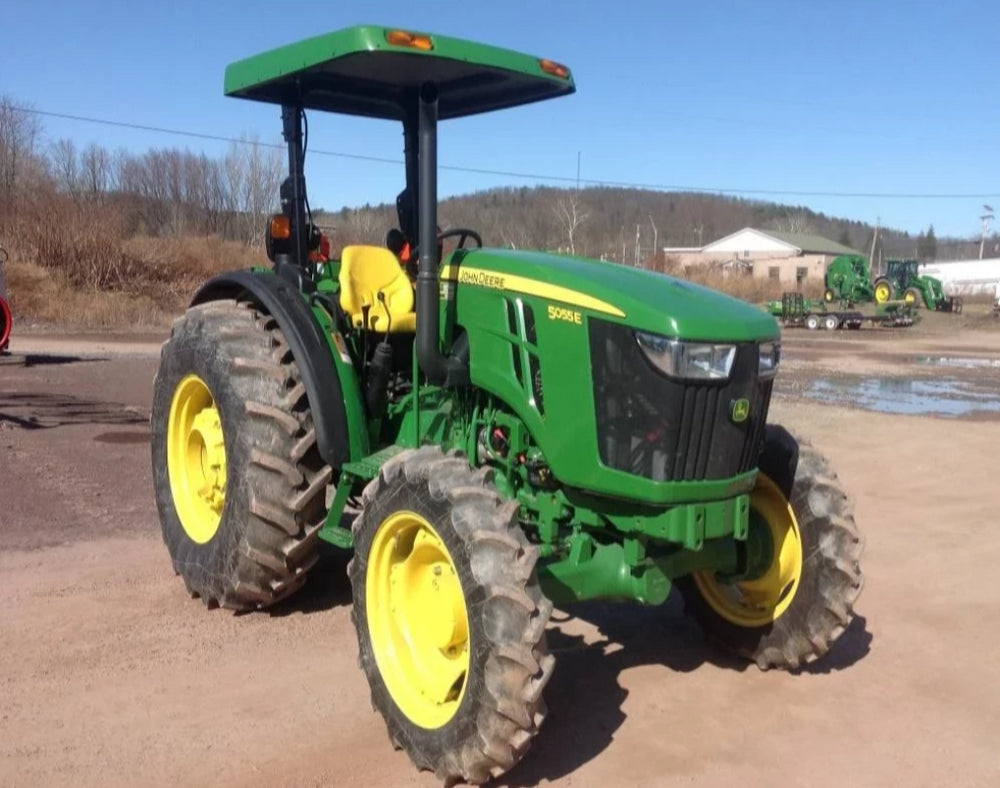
[448,248,779,342]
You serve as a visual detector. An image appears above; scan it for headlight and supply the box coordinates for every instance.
[758,341,781,379]
[635,331,736,381]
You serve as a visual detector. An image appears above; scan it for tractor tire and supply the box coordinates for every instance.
[873,277,892,304]
[823,288,835,303]
[903,287,922,307]
[151,299,332,611]
[0,295,10,353]
[805,314,820,330]
[349,447,554,784]
[678,427,864,670]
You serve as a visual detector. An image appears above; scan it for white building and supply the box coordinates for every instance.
[663,227,860,284]
[919,258,1000,296]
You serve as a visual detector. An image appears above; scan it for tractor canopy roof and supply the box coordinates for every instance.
[224,25,575,120]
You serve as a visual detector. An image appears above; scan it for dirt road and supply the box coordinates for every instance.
[2,326,999,787]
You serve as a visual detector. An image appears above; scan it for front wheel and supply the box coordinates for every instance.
[678,426,864,669]
[903,287,922,307]
[349,448,554,784]
[873,277,893,304]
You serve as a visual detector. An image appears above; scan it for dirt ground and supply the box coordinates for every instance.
[2,317,1000,788]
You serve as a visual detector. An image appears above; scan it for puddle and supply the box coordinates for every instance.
[93,430,150,444]
[805,377,1000,417]
[911,356,1000,370]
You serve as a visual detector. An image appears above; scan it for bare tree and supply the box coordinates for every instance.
[80,143,110,201]
[773,211,812,234]
[0,96,43,214]
[552,192,588,255]
[50,138,80,198]
[225,136,282,246]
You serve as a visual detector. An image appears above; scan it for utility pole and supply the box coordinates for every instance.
[649,215,658,263]
[980,205,994,260]
[869,216,881,276]
[634,224,642,267]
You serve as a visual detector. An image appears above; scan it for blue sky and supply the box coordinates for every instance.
[4,0,998,238]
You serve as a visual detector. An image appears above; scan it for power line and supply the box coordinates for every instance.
[14,105,1000,201]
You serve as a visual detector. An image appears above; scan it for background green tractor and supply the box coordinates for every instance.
[150,26,864,784]
[823,254,876,305]
[874,258,963,312]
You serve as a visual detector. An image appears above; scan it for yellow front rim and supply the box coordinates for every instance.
[904,290,917,305]
[693,474,803,627]
[874,282,891,303]
[167,374,227,544]
[366,511,470,729]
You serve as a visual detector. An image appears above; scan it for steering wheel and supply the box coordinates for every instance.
[436,228,482,250]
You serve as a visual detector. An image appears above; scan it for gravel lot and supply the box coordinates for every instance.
[2,319,999,787]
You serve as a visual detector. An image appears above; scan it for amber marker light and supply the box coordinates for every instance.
[269,214,290,240]
[539,59,570,79]
[385,30,433,50]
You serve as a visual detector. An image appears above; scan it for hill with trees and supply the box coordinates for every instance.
[2,97,994,326]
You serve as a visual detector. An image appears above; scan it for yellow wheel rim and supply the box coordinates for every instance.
[693,474,802,627]
[366,511,470,729]
[167,374,227,544]
[874,282,891,303]
[904,290,917,305]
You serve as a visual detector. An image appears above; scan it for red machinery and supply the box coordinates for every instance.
[0,248,10,352]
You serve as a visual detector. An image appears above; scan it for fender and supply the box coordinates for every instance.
[192,270,354,468]
[758,424,799,500]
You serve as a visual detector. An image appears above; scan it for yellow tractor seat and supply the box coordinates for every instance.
[338,245,416,333]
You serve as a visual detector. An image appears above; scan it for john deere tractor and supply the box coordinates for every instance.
[151,26,864,784]
[874,258,962,312]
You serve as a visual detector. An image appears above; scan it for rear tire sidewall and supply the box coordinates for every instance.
[151,326,250,592]
[352,477,487,757]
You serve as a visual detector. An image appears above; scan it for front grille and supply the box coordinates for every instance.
[589,319,772,482]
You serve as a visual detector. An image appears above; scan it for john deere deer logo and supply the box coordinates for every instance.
[730,398,750,423]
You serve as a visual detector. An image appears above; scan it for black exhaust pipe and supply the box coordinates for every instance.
[415,82,468,386]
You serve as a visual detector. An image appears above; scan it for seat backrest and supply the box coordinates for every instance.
[338,245,415,332]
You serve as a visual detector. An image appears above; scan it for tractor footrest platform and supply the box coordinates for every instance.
[342,444,406,481]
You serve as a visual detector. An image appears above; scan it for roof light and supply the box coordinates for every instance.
[385,29,433,51]
[539,59,570,79]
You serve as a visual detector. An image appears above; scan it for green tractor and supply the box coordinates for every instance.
[151,26,864,784]
[823,254,876,305]
[874,258,962,312]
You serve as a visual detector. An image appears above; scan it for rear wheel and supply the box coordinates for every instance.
[151,299,332,610]
[805,314,820,330]
[873,277,892,303]
[678,427,864,669]
[350,447,553,784]
[823,315,839,331]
